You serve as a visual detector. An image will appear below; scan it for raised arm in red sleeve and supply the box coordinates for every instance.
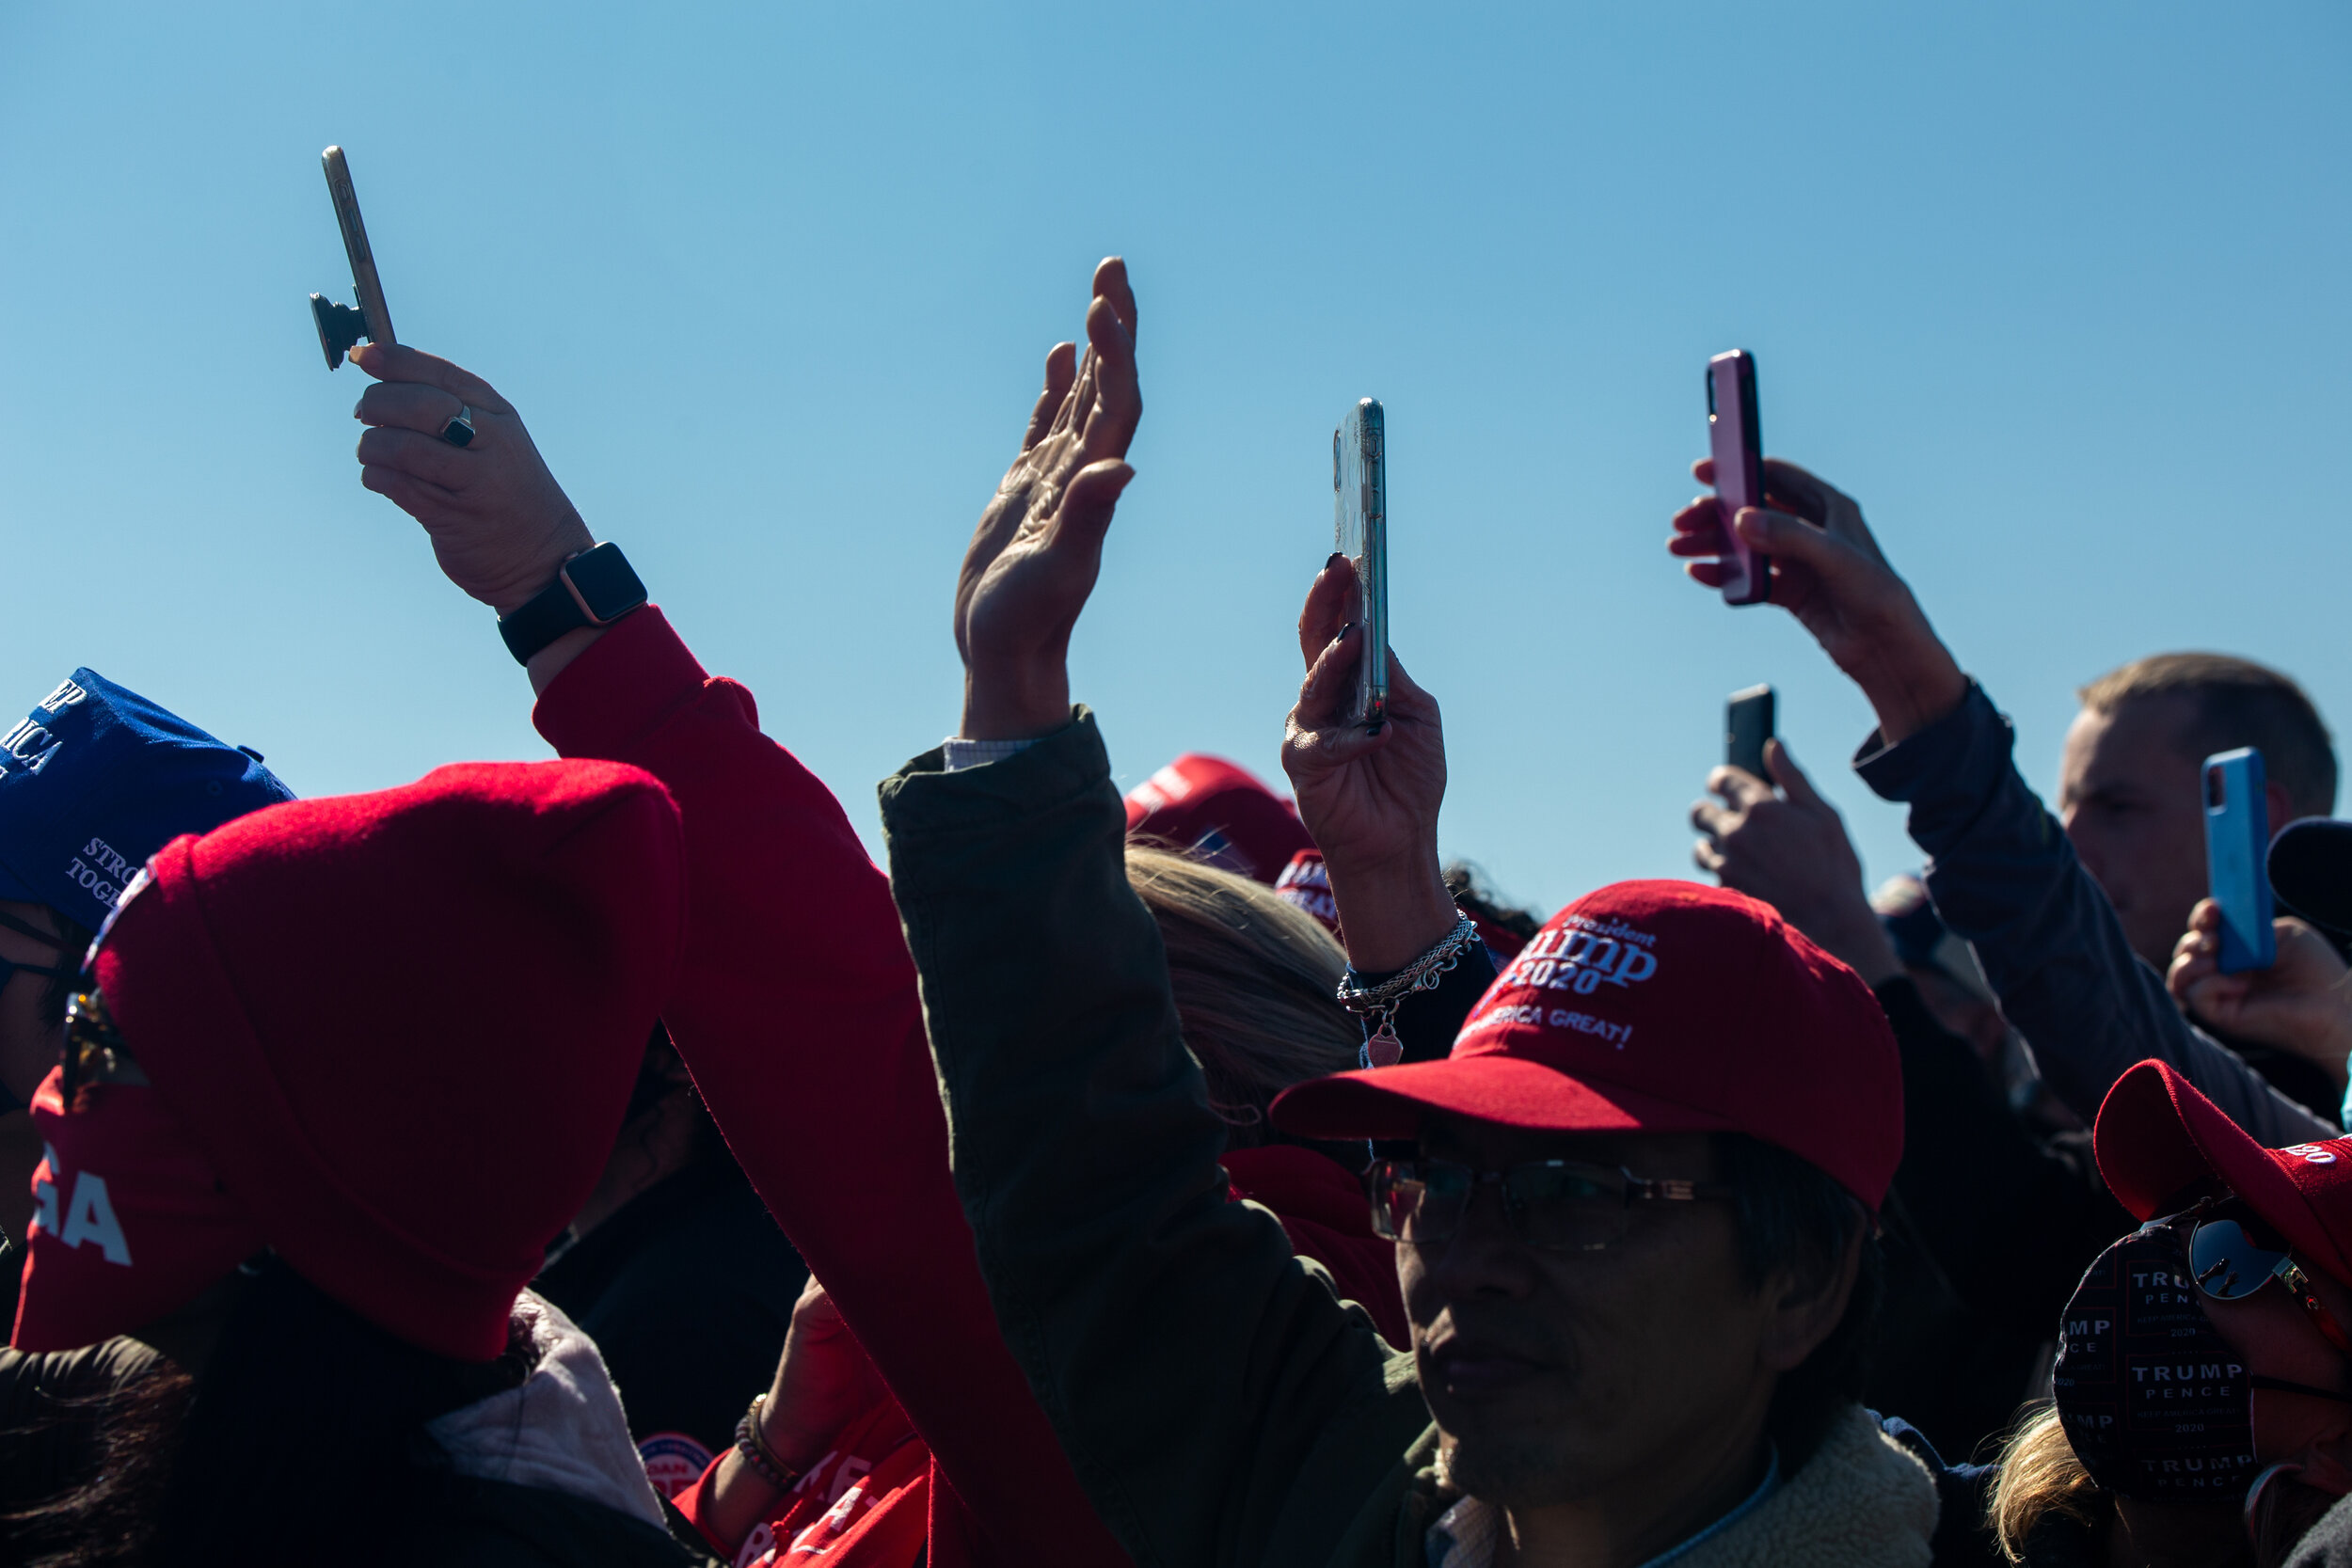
[532,605,1129,1568]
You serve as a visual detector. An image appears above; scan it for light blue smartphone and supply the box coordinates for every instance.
[1333,399,1388,728]
[2203,747,2277,974]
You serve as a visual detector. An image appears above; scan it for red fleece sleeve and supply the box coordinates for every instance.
[533,609,1129,1568]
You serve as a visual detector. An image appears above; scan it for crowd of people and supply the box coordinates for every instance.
[2,253,2351,1567]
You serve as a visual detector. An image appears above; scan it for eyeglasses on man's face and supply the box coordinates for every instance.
[1364,1156,1734,1253]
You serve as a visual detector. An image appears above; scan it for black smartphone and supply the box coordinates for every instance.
[1706,350,1768,606]
[310,146,395,370]
[1725,684,1775,780]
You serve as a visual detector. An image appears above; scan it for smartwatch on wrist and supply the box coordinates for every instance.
[496,543,647,666]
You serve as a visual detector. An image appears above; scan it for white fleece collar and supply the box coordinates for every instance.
[423,1291,665,1529]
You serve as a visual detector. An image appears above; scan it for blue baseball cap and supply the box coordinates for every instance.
[0,670,295,933]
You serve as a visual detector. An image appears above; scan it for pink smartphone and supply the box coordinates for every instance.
[1706,350,1768,606]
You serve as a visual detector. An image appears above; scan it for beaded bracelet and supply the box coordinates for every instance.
[1335,913,1482,1067]
[733,1392,803,1492]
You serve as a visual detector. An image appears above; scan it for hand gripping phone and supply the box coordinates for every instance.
[1706,350,1768,606]
[1725,685,1775,781]
[310,146,395,370]
[1333,398,1389,727]
[2203,747,2278,973]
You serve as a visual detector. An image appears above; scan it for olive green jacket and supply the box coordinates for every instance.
[882,712,1437,1567]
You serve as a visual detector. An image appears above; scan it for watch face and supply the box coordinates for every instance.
[564,545,648,622]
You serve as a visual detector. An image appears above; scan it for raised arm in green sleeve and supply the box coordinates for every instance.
[880,710,1433,1568]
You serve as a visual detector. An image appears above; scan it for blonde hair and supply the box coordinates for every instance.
[1987,1405,2106,1561]
[1125,846,1361,1146]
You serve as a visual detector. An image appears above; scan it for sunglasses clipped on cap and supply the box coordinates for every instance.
[2185,1200,2352,1351]
[2176,1200,2352,1402]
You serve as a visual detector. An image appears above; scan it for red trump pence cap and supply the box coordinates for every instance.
[2095,1059,2352,1288]
[1124,754,1314,886]
[1271,879,1905,1212]
[64,760,684,1362]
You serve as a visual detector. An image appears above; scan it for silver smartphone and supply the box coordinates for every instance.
[310,145,396,369]
[1333,398,1388,727]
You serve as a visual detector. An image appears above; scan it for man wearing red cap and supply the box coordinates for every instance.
[864,324,1947,1565]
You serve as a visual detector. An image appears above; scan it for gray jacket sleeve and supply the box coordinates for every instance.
[878,710,1429,1568]
[1854,682,2333,1145]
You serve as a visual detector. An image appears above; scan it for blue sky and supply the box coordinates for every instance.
[3,3,2345,915]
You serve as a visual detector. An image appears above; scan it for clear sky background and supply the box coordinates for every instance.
[3,4,2345,916]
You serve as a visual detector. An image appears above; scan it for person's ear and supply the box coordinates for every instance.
[2266,780,2299,834]
[1756,1227,1865,1374]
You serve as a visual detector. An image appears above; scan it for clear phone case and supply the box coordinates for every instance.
[1333,398,1388,726]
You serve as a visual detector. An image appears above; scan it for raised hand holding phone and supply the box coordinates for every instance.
[1691,736,1900,985]
[2169,898,2352,1093]
[349,342,591,616]
[1280,555,1453,974]
[1668,456,1966,747]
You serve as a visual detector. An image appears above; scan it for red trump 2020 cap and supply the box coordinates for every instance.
[2094,1058,2352,1288]
[1270,879,1904,1212]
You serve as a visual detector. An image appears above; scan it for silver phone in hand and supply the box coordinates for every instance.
[310,146,395,370]
[1333,398,1389,728]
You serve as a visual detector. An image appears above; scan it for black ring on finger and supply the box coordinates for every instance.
[440,404,477,449]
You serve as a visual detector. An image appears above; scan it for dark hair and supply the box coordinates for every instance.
[1714,1133,1881,1470]
[7,1356,191,1565]
[622,1021,726,1168]
[36,911,93,1031]
[13,1258,531,1566]
[2079,652,2338,820]
[1442,862,1543,946]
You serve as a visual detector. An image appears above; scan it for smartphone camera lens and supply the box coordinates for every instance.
[1333,432,1342,490]
[1706,371,1718,418]
[2206,766,2227,811]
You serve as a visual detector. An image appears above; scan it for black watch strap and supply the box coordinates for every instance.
[497,543,648,666]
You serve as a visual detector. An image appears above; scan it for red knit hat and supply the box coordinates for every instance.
[1124,754,1314,885]
[2094,1059,2352,1287]
[1271,879,1905,1211]
[23,760,685,1362]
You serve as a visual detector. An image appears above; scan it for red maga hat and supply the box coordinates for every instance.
[2094,1059,2352,1287]
[1270,879,1904,1211]
[1124,754,1314,886]
[15,759,686,1361]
